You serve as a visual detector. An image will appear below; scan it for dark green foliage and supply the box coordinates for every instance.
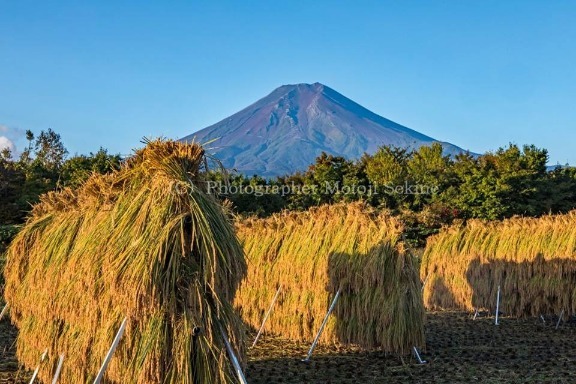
[436,144,551,220]
[0,129,122,225]
[33,128,68,171]
[0,224,19,293]
[3,127,576,248]
[0,225,19,252]
[214,142,576,246]
[60,148,122,188]
[205,172,288,217]
[0,159,26,224]
[208,143,576,220]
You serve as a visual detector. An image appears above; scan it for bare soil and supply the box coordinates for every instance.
[2,311,576,383]
[247,311,576,384]
[0,320,26,384]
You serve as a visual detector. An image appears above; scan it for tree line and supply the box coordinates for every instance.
[210,143,576,245]
[2,129,576,248]
[0,129,121,225]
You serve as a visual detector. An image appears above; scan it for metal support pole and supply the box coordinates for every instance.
[495,285,501,326]
[220,327,248,384]
[93,317,127,384]
[29,349,48,384]
[413,346,427,364]
[252,287,281,347]
[51,355,65,384]
[421,273,430,292]
[302,289,341,362]
[0,303,8,321]
[556,310,564,330]
[473,308,479,320]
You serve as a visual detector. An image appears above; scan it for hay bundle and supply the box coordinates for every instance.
[421,213,576,317]
[235,202,425,353]
[3,140,246,383]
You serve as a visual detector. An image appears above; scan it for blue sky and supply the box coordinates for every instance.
[1,1,575,164]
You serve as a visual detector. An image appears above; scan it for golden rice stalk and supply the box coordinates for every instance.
[421,213,576,317]
[235,202,425,353]
[3,139,246,384]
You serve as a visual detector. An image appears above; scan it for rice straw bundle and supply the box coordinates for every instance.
[3,139,246,383]
[422,213,576,316]
[235,202,425,353]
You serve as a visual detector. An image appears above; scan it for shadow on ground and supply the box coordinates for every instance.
[3,312,576,383]
[247,311,576,384]
[466,255,576,317]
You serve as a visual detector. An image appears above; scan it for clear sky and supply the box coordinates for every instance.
[1,1,575,164]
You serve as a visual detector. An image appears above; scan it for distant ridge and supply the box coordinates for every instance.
[182,82,470,176]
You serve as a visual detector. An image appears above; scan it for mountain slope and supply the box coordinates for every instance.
[181,83,468,176]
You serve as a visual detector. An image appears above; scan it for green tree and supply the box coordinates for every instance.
[542,166,576,213]
[283,171,317,211]
[406,143,453,210]
[365,146,411,208]
[18,130,35,165]
[33,128,68,171]
[60,148,122,188]
[305,152,351,205]
[15,128,70,207]
[1,128,125,225]
[438,144,551,220]
[493,144,548,216]
[0,156,26,223]
[205,172,287,217]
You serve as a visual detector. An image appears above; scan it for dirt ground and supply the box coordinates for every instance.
[247,311,576,384]
[2,311,576,383]
[0,320,25,384]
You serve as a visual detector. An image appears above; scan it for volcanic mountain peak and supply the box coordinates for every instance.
[182,83,469,176]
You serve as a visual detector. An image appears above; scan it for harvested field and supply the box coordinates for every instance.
[2,311,576,383]
[245,311,576,383]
